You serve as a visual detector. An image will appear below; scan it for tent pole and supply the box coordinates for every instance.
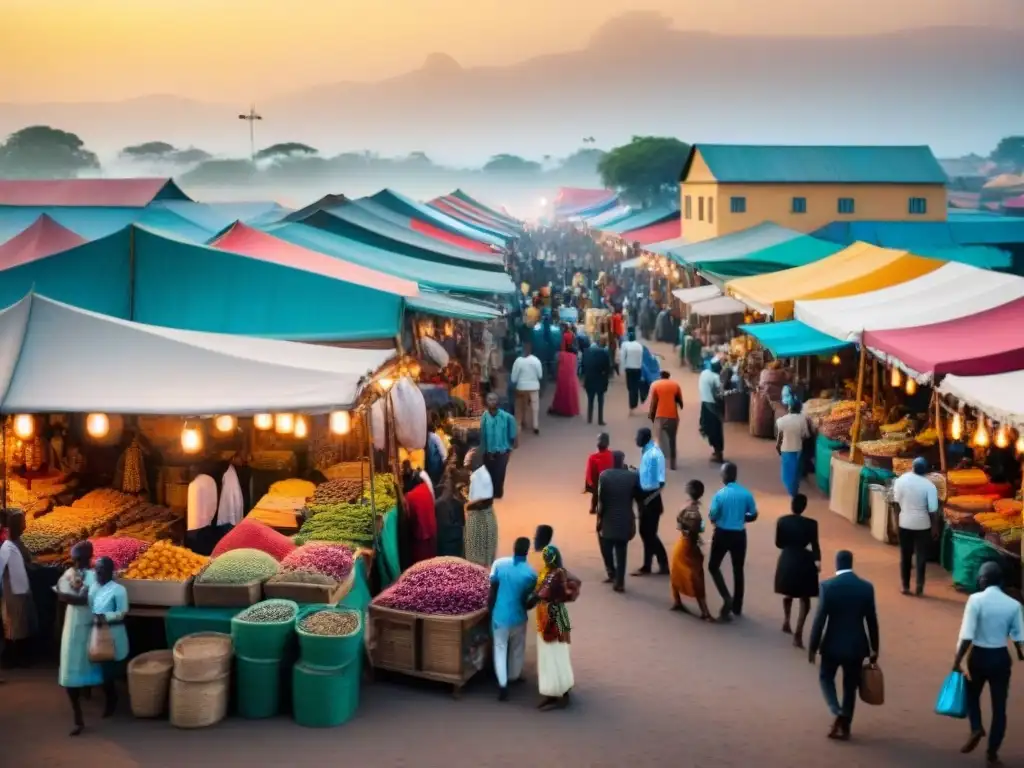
[365,406,378,554]
[871,359,879,410]
[934,390,947,473]
[849,345,868,462]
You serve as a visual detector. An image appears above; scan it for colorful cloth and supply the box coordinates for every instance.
[535,546,572,644]
[548,351,580,417]
[59,569,102,688]
[464,505,498,568]
[405,482,437,565]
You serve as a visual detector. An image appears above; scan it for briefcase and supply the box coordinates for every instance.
[859,661,885,705]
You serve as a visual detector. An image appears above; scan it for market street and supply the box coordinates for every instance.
[3,341,1022,767]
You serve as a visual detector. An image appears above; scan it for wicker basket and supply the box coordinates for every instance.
[127,649,174,718]
[169,673,230,729]
[172,632,233,683]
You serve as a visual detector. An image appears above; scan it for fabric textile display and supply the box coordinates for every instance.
[393,378,428,451]
[829,456,861,524]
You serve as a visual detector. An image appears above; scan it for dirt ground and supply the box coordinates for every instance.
[2,340,1021,767]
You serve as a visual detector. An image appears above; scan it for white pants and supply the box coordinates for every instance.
[493,622,527,687]
[516,390,540,430]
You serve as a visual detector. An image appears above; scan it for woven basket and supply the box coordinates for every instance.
[169,673,230,729]
[172,632,233,683]
[892,457,914,476]
[127,649,174,718]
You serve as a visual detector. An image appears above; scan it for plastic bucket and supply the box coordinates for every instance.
[291,659,360,728]
[296,606,363,670]
[230,600,299,662]
[235,655,282,719]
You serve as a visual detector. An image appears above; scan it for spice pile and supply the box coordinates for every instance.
[199,548,280,584]
[295,503,374,548]
[235,600,297,624]
[210,519,297,561]
[267,569,337,586]
[268,478,316,499]
[90,536,150,570]
[299,609,360,636]
[820,401,872,442]
[22,506,110,555]
[123,540,208,581]
[373,557,489,616]
[279,543,354,583]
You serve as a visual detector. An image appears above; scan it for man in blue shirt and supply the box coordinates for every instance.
[489,537,537,701]
[633,427,669,576]
[708,462,758,620]
[479,392,517,500]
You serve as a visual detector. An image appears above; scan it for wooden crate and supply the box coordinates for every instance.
[192,580,262,608]
[264,571,353,605]
[121,576,193,607]
[368,605,417,672]
[421,609,488,678]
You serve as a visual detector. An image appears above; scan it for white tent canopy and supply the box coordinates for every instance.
[0,294,394,414]
[794,263,1024,342]
[672,285,721,304]
[939,371,1024,429]
[690,296,747,317]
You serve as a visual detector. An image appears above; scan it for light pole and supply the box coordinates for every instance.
[238,105,263,161]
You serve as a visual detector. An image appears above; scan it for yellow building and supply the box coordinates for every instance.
[679,145,948,243]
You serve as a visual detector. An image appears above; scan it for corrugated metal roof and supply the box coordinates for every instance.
[683,144,947,185]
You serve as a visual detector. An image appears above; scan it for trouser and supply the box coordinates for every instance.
[515,390,540,430]
[654,417,679,468]
[492,623,527,688]
[67,680,118,726]
[625,368,642,410]
[819,656,862,722]
[898,527,930,590]
[483,451,510,499]
[699,402,725,455]
[586,390,605,424]
[708,528,747,614]
[639,494,668,572]
[967,647,1012,755]
[599,536,628,588]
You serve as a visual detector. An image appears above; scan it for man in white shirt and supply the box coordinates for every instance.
[510,346,544,435]
[891,457,939,596]
[697,359,725,462]
[619,330,645,414]
[0,512,33,671]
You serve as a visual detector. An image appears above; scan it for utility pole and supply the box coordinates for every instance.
[238,104,263,161]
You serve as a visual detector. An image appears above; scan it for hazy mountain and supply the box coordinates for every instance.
[2,15,1021,164]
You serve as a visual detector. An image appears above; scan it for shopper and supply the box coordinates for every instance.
[479,392,517,499]
[584,432,615,514]
[511,345,543,435]
[707,462,758,620]
[596,450,638,592]
[489,537,538,701]
[891,457,939,596]
[698,360,725,463]
[0,512,35,669]
[89,556,130,717]
[648,370,683,471]
[620,330,645,414]
[58,541,100,736]
[633,427,669,576]
[670,480,713,620]
[774,494,821,648]
[776,400,811,497]
[581,336,612,426]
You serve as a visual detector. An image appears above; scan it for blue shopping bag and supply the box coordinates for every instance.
[935,671,968,719]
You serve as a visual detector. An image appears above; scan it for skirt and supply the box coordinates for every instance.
[780,451,802,497]
[537,638,574,697]
[774,548,819,598]
[1,570,36,642]
[464,506,498,568]
[548,352,580,417]
[670,537,706,601]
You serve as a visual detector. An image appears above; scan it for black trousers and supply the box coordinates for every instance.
[599,536,628,588]
[898,527,930,590]
[586,390,606,424]
[625,368,642,410]
[819,656,862,722]
[708,528,747,614]
[967,647,1012,755]
[483,451,510,499]
[638,494,668,572]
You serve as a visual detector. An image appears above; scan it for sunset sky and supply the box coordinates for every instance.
[2,0,1021,103]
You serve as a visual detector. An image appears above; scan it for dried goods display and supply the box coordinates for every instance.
[23,505,119,554]
[819,400,872,442]
[856,438,913,458]
[947,469,988,487]
[299,609,360,636]
[268,478,316,499]
[73,488,140,516]
[123,540,208,581]
[198,548,280,585]
[914,427,939,446]
[4,480,53,516]
[235,600,298,624]
[280,543,354,583]
[118,440,147,494]
[267,569,338,586]
[372,557,489,616]
[89,536,150,570]
[295,502,374,547]
[210,519,297,561]
[946,495,997,512]
[312,478,365,505]
[993,499,1023,517]
[115,502,176,530]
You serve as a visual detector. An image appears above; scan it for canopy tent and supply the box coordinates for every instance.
[0,215,86,269]
[406,290,503,322]
[864,297,1024,381]
[344,198,493,254]
[795,263,1024,342]
[554,188,617,218]
[283,194,349,223]
[1003,194,1024,213]
[286,205,504,270]
[152,201,292,231]
[0,294,393,414]
[599,206,678,236]
[739,321,853,358]
[690,296,747,317]
[427,197,518,240]
[813,216,1024,252]
[584,205,632,228]
[265,222,516,296]
[726,242,944,320]
[0,178,190,208]
[0,205,217,243]
[366,190,507,248]
[619,215,681,246]
[672,285,722,304]
[939,371,1024,430]
[645,236,688,255]
[448,190,521,228]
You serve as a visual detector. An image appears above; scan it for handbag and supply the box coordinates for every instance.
[88,621,117,663]
[858,660,885,705]
[935,670,969,718]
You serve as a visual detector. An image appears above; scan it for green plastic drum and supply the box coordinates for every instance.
[230,600,299,662]
[236,655,283,719]
[291,659,360,728]
[296,606,363,670]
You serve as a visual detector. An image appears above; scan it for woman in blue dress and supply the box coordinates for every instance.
[58,542,101,735]
[89,557,130,717]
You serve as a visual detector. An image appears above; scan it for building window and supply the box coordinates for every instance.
[730,196,746,214]
[708,197,714,224]
[684,195,692,220]
[837,197,855,215]
[791,197,807,214]
[698,196,705,221]
[908,197,928,215]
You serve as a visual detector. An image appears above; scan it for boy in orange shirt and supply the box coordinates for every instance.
[648,371,683,470]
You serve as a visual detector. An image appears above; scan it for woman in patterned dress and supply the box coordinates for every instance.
[463,449,498,568]
[532,545,578,710]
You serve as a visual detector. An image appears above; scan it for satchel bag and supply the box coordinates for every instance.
[858,660,885,705]
[934,670,968,719]
[88,622,117,663]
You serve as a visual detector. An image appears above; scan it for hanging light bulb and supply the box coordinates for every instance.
[905,378,917,396]
[890,367,902,388]
[86,413,110,439]
[951,413,963,441]
[377,377,395,393]
[1016,433,1024,456]
[330,410,351,435]
[12,414,34,440]
[972,419,990,448]
[214,415,236,433]
[181,422,203,454]
[275,413,295,434]
[253,413,273,431]
[995,423,1010,449]
[293,415,308,439]
[830,354,841,366]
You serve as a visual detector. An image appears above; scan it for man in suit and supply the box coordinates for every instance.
[596,450,638,592]
[808,550,880,740]
[581,336,612,426]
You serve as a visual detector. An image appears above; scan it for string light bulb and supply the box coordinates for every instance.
[181,422,203,454]
[830,354,841,366]
[994,424,1010,449]
[890,367,902,388]
[951,413,963,441]
[12,414,34,440]
[330,411,351,435]
[972,419,990,448]
[1016,433,1024,456]
[274,413,295,434]
[293,415,308,439]
[214,415,236,433]
[253,414,273,431]
[86,413,110,439]
[905,378,917,396]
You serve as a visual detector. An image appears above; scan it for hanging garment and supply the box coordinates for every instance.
[217,465,245,526]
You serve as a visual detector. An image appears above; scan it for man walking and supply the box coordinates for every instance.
[479,392,517,500]
[891,457,939,596]
[581,336,611,426]
[698,360,725,463]
[596,450,638,591]
[511,345,543,435]
[707,462,757,620]
[620,330,645,414]
[585,432,615,514]
[808,550,880,741]
[633,427,669,576]
[489,537,537,701]
[648,370,683,470]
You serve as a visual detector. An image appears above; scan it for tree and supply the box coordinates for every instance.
[0,125,100,179]
[120,141,177,158]
[179,158,256,185]
[482,154,542,174]
[254,142,318,161]
[598,136,690,207]
[119,142,211,165]
[559,148,606,175]
[990,136,1024,170]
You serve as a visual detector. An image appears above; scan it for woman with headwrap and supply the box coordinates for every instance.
[89,556,130,717]
[464,448,498,568]
[57,542,100,735]
[531,545,579,710]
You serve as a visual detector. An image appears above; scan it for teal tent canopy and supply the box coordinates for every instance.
[739,320,852,357]
[367,190,507,248]
[407,291,502,322]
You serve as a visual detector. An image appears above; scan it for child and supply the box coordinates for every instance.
[670,480,712,621]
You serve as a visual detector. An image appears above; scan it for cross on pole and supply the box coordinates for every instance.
[238,105,263,161]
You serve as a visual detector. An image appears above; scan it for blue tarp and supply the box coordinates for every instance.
[814,216,1024,249]
[739,320,852,357]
